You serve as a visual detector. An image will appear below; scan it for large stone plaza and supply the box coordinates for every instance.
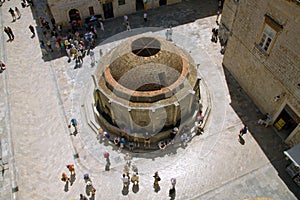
[0,0,299,200]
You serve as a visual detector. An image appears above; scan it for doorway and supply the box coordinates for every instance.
[159,0,167,6]
[69,9,81,21]
[274,105,299,140]
[136,0,144,11]
[103,2,114,19]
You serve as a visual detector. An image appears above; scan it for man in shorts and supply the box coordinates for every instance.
[68,118,78,134]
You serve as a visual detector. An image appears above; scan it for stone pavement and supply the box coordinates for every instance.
[0,0,299,200]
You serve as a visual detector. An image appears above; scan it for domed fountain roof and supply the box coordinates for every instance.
[95,36,198,105]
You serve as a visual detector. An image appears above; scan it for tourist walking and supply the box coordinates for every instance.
[239,125,248,137]
[104,150,111,171]
[55,42,61,55]
[9,8,16,21]
[29,25,35,37]
[68,118,78,134]
[211,26,218,43]
[169,127,178,144]
[131,172,139,185]
[21,0,28,8]
[61,172,69,183]
[46,40,53,52]
[66,164,76,176]
[123,164,130,177]
[126,21,131,31]
[168,26,173,41]
[124,15,128,23]
[238,124,248,144]
[124,153,132,167]
[100,21,104,31]
[77,50,83,63]
[103,150,110,159]
[40,40,48,56]
[86,181,96,196]
[131,163,139,174]
[165,29,169,41]
[153,171,161,192]
[6,26,15,41]
[27,0,34,7]
[89,48,95,66]
[216,10,220,25]
[0,61,6,72]
[144,12,147,22]
[15,7,21,19]
[4,26,13,41]
[122,174,129,187]
[66,164,76,186]
[153,171,161,186]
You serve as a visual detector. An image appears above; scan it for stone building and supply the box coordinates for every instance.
[47,0,181,25]
[220,0,300,146]
[93,36,200,144]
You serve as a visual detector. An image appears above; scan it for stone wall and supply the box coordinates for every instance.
[47,0,182,24]
[221,0,300,146]
[48,0,102,24]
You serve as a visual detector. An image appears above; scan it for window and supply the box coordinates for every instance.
[258,15,283,53]
[89,7,95,16]
[259,24,276,52]
[118,0,125,5]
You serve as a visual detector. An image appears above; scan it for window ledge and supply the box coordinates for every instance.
[253,43,270,59]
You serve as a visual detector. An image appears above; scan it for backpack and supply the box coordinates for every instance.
[71,118,77,126]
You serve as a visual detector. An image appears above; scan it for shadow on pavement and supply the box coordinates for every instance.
[223,66,300,199]
[28,0,218,62]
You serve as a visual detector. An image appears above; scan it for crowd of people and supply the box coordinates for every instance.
[3,0,104,67]
[211,0,227,54]
[60,152,176,199]
[96,118,205,152]
[38,15,101,67]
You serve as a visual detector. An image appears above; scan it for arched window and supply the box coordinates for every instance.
[69,9,81,21]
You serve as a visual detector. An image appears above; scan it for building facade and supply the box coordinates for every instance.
[47,0,181,25]
[220,0,300,146]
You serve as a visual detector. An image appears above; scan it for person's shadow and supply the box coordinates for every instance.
[122,185,129,195]
[238,135,245,145]
[105,159,111,171]
[85,185,91,196]
[70,174,76,186]
[74,63,82,69]
[132,183,139,193]
[89,194,95,200]
[169,187,176,200]
[70,130,78,136]
[154,184,160,193]
[64,181,69,192]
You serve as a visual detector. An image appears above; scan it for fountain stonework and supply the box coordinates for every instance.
[93,36,200,144]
